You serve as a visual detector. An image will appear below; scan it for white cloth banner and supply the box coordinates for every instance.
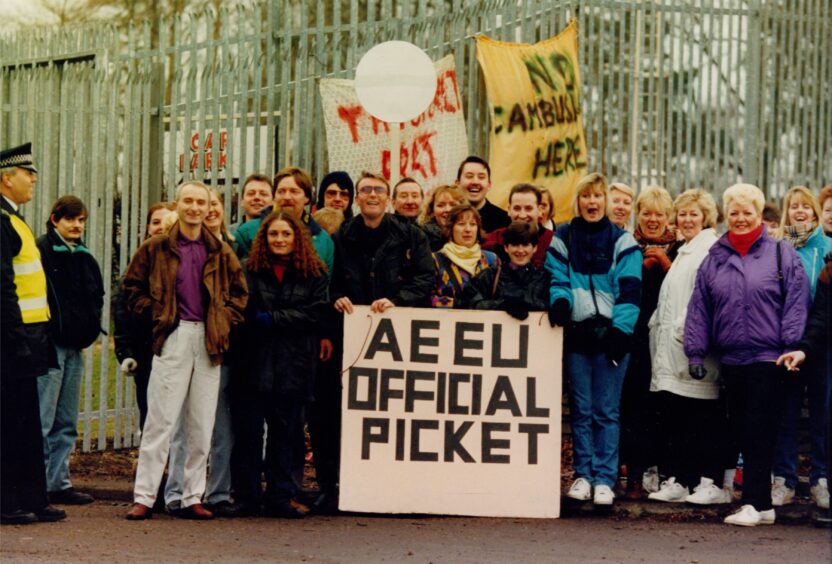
[339,306,563,518]
[320,55,469,191]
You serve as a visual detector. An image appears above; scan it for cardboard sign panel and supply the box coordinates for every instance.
[339,306,563,518]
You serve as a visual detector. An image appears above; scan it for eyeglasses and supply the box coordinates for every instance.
[357,185,387,195]
[325,188,350,198]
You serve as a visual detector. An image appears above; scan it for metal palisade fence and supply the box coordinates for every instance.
[1,0,830,451]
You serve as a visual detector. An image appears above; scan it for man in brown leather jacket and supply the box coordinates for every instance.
[122,181,247,520]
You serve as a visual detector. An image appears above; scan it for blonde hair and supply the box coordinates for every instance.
[722,183,765,214]
[418,184,466,225]
[636,185,673,217]
[160,210,179,234]
[779,185,821,230]
[571,172,608,217]
[312,207,345,235]
[673,189,718,229]
[609,182,635,200]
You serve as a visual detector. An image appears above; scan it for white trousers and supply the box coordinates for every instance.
[133,321,220,508]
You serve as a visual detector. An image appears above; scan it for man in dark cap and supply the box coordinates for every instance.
[0,142,66,524]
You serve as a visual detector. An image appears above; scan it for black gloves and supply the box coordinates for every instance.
[503,294,529,321]
[604,327,630,365]
[688,364,707,380]
[548,299,571,327]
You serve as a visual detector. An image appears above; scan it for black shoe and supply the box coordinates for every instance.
[165,500,183,516]
[48,488,94,505]
[0,510,38,525]
[263,500,305,519]
[311,490,340,515]
[34,506,67,522]
[205,500,242,518]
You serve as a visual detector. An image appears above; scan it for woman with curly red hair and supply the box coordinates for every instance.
[230,211,328,519]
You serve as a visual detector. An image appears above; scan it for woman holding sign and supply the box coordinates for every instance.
[430,204,499,308]
[231,211,328,519]
[463,221,549,318]
[545,172,643,506]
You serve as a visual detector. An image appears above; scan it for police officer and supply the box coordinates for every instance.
[0,142,66,524]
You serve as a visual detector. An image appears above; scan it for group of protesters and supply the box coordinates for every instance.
[1,141,830,528]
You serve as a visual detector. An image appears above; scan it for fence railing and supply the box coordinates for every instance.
[1,0,829,451]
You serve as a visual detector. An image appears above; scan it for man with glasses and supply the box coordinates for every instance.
[332,171,433,315]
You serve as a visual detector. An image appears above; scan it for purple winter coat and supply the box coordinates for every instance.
[685,229,810,366]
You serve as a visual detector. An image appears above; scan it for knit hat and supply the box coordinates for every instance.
[317,171,354,219]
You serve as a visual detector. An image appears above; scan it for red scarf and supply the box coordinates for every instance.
[727,223,764,257]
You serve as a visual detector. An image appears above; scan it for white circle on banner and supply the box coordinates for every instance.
[355,41,437,123]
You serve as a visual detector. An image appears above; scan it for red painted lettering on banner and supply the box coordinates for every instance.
[337,104,364,143]
[380,130,439,181]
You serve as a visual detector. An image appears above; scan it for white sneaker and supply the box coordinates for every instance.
[642,466,660,493]
[593,484,614,505]
[771,476,795,506]
[648,477,689,502]
[725,504,760,526]
[567,478,592,501]
[811,478,830,509]
[758,508,776,525]
[685,478,732,505]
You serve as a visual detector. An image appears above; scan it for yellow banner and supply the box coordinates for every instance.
[476,20,588,223]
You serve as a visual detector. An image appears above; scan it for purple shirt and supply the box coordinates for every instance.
[176,233,208,321]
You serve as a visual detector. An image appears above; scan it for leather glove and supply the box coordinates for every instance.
[255,311,275,329]
[604,327,631,365]
[505,303,529,321]
[503,294,529,321]
[120,358,137,376]
[547,299,571,327]
[688,364,707,380]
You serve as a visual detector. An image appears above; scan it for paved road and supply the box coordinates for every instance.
[1,503,830,563]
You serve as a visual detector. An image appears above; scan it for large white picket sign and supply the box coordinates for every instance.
[339,306,562,518]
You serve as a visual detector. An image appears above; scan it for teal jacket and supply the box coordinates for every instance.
[795,226,832,297]
[234,210,334,277]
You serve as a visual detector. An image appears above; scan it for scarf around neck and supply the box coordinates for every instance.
[782,222,816,249]
[633,224,677,250]
[441,241,483,276]
[728,223,764,257]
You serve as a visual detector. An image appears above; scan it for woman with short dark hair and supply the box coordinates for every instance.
[462,221,548,318]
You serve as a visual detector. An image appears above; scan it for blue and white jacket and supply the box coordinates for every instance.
[545,216,642,334]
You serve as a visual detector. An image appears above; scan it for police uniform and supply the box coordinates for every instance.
[0,143,62,523]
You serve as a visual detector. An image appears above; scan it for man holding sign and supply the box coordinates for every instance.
[331,172,433,315]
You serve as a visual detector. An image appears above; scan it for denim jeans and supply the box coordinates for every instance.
[566,351,629,488]
[772,362,828,488]
[37,345,83,493]
[165,364,233,505]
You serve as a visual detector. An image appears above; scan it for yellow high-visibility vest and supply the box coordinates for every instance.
[8,212,49,323]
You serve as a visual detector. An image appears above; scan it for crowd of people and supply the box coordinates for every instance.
[1,141,830,528]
